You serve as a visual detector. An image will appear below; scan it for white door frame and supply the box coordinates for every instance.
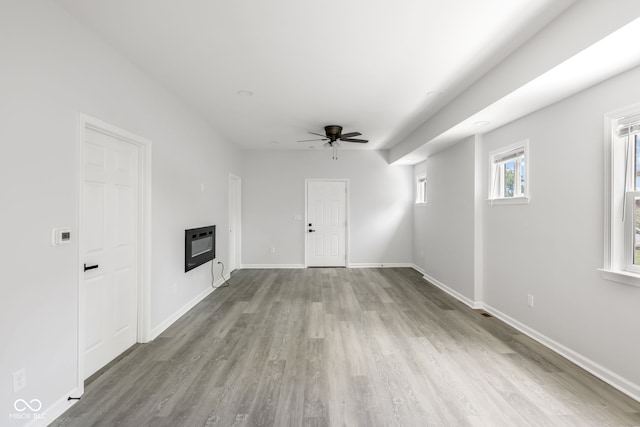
[76,113,152,394]
[304,179,350,267]
[228,173,242,272]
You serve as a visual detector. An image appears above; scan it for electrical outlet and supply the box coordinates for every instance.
[13,368,26,392]
[270,247,276,254]
[527,294,534,308]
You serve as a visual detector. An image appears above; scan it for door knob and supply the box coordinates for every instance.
[308,229,316,233]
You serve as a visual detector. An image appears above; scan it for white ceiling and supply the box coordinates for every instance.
[56,0,575,152]
[392,14,640,164]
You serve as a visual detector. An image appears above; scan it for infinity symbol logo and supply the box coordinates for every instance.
[14,399,42,412]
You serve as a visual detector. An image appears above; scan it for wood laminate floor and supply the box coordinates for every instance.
[53,268,640,426]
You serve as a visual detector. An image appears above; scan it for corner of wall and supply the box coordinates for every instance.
[473,134,484,302]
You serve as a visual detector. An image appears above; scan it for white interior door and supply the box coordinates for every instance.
[228,174,241,272]
[306,180,347,267]
[82,128,139,379]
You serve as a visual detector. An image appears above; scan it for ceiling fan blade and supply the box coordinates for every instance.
[341,138,368,143]
[339,132,362,139]
[298,138,328,142]
[308,132,327,137]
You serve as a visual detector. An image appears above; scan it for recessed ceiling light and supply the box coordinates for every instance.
[474,120,490,127]
[237,90,254,96]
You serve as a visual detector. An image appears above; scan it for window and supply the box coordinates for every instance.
[416,176,427,204]
[612,112,640,272]
[488,141,529,204]
[624,125,640,271]
[601,107,640,287]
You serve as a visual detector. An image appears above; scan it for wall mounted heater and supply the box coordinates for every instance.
[185,225,215,272]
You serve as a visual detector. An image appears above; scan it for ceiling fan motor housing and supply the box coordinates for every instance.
[324,125,343,141]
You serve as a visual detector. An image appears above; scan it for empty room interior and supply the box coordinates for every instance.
[3,0,640,425]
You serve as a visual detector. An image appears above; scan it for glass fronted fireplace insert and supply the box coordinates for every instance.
[185,225,215,272]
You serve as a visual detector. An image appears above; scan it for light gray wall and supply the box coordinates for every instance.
[0,1,240,423]
[3,0,640,424]
[481,65,640,390]
[241,150,414,266]
[413,137,476,300]
[413,65,640,395]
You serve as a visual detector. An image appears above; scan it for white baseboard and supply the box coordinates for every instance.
[349,263,415,268]
[418,269,640,403]
[149,274,228,340]
[480,303,640,403]
[411,264,426,275]
[240,263,417,270]
[24,386,80,427]
[421,272,481,309]
[241,264,305,269]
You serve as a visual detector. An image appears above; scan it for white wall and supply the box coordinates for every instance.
[413,65,640,397]
[3,1,640,425]
[241,150,414,266]
[481,65,640,394]
[413,137,476,301]
[0,1,240,424]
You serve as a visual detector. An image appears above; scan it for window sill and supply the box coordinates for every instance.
[598,268,640,288]
[487,196,530,206]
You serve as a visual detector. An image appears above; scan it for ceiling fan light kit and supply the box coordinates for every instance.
[298,124,369,160]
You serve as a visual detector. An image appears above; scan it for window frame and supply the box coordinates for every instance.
[600,104,640,287]
[415,175,427,205]
[623,189,640,274]
[488,140,530,205]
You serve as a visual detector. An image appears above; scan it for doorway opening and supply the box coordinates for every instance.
[228,174,242,273]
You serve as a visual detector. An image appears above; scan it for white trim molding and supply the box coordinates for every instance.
[349,263,416,269]
[481,303,640,403]
[421,272,482,309]
[241,264,306,269]
[487,196,530,205]
[149,274,230,340]
[411,264,426,275]
[25,386,82,427]
[602,103,640,286]
[488,139,530,203]
[241,263,418,270]
[228,173,242,272]
[76,113,152,398]
[598,268,640,288]
[416,268,640,403]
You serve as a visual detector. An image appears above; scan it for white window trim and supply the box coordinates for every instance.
[487,140,530,205]
[487,196,530,206]
[601,104,640,288]
[415,175,427,205]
